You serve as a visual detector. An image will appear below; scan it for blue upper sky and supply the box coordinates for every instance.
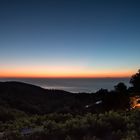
[0,0,140,77]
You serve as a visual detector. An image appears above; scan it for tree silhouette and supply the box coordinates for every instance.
[130,69,140,91]
[114,82,127,93]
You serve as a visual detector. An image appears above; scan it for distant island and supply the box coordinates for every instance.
[0,70,140,140]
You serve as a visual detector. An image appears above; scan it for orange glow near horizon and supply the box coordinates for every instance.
[0,65,134,78]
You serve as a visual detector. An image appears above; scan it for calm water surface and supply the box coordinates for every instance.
[0,78,130,93]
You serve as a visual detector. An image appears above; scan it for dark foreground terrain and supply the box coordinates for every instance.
[0,69,140,140]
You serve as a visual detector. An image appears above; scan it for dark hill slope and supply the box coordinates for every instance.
[0,82,95,114]
[0,81,74,114]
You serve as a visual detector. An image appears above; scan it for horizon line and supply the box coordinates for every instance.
[0,76,131,79]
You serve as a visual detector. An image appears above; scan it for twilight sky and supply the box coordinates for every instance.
[0,0,140,78]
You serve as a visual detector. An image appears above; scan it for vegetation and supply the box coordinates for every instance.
[0,69,140,139]
[1,111,140,140]
[130,69,140,92]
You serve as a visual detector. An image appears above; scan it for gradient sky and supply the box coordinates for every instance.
[0,0,140,78]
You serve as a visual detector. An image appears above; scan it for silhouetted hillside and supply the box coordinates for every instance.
[0,81,130,116]
[0,81,98,114]
[0,81,74,114]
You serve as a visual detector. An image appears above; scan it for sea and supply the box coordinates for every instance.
[0,78,130,93]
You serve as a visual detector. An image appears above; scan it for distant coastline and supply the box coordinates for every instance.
[0,78,130,93]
